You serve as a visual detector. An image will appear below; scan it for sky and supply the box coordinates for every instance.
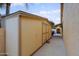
[0,3,60,24]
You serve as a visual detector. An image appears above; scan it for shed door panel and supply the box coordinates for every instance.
[42,23,47,44]
[21,18,42,56]
[0,28,5,56]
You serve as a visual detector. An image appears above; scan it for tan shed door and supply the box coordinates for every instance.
[42,23,47,44]
[0,28,5,56]
[20,17,42,56]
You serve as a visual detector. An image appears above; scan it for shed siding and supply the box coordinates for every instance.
[3,11,52,56]
[5,15,19,56]
[20,16,42,55]
[0,28,5,55]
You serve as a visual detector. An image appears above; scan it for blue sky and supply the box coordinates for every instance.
[0,3,60,24]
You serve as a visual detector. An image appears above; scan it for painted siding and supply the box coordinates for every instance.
[20,16,42,55]
[5,15,19,56]
[42,23,47,44]
[63,3,79,55]
[42,21,51,43]
[0,28,5,55]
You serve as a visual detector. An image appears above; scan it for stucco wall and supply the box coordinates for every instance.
[63,3,79,56]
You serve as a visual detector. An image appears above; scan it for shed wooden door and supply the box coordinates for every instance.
[46,25,49,40]
[0,28,5,56]
[42,23,47,44]
[20,17,42,56]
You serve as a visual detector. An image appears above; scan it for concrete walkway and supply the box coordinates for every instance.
[33,37,66,56]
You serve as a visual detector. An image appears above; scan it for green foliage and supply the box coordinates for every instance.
[49,21,55,29]
[0,3,3,8]
[0,3,11,15]
[0,3,5,9]
[55,23,62,28]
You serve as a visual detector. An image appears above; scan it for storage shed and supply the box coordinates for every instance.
[2,11,52,56]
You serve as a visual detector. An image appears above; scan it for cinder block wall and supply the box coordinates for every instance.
[63,3,79,56]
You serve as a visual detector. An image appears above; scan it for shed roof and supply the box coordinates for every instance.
[2,11,47,20]
[1,10,51,25]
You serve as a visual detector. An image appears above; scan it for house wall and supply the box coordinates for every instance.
[63,3,79,55]
[5,15,19,56]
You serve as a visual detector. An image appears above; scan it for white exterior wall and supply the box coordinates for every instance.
[5,15,19,56]
[63,3,79,55]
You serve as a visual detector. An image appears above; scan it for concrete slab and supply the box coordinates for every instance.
[33,37,66,56]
